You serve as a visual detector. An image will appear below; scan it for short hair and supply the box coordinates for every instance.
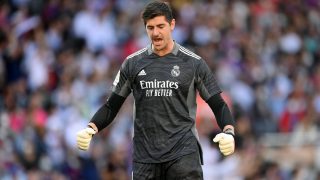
[141,1,173,26]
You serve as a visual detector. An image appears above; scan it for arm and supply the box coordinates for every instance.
[194,58,235,156]
[88,92,126,132]
[194,59,235,134]
[206,93,235,135]
[207,93,236,156]
[77,93,126,151]
[77,59,133,151]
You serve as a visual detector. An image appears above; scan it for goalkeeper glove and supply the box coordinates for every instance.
[76,127,96,150]
[213,132,235,156]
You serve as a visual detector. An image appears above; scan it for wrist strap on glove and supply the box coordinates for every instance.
[87,125,97,135]
[223,128,235,137]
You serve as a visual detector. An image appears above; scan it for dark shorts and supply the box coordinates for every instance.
[133,151,203,180]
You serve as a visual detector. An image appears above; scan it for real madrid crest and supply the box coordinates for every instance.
[171,65,180,77]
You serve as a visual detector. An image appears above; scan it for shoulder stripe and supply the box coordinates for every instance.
[126,48,147,59]
[179,46,201,59]
[179,47,201,60]
[112,70,120,86]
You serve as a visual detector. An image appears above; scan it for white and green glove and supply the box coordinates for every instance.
[213,132,235,156]
[76,127,96,150]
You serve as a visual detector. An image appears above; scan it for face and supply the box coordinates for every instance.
[145,16,175,55]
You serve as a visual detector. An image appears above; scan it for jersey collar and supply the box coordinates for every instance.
[147,41,180,56]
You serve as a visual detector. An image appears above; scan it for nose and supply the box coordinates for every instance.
[153,27,160,36]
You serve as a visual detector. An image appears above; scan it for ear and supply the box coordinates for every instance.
[170,19,175,31]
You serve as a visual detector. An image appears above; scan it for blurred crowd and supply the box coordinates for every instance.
[0,0,320,179]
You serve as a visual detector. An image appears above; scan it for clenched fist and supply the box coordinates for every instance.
[213,133,235,156]
[76,127,96,150]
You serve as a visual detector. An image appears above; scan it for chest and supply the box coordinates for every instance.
[133,58,195,96]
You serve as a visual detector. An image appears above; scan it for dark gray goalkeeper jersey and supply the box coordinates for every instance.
[112,42,222,163]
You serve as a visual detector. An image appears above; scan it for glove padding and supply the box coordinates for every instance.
[76,127,96,150]
[213,133,235,156]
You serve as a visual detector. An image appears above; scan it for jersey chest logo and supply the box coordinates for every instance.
[171,65,180,77]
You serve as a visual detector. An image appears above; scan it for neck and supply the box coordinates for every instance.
[153,40,174,56]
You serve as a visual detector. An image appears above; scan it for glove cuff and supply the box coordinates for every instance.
[87,123,98,135]
[223,128,235,137]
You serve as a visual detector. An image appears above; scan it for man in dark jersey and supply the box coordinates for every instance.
[76,1,235,179]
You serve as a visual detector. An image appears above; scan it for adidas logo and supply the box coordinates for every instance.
[138,69,146,76]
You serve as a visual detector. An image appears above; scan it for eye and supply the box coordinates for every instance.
[147,26,154,30]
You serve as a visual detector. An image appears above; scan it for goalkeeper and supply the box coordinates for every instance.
[77,1,235,179]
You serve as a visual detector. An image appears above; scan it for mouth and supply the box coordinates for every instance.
[153,38,163,45]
